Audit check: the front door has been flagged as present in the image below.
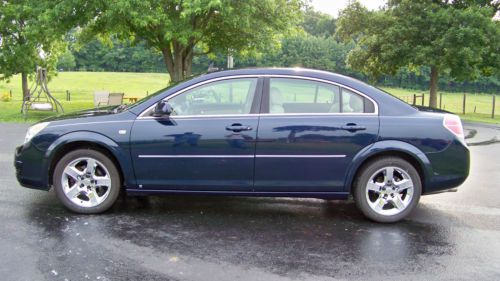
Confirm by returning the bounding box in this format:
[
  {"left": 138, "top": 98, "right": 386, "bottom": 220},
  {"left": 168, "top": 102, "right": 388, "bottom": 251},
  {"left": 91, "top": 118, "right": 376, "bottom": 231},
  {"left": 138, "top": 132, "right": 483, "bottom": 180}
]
[
  {"left": 254, "top": 77, "right": 379, "bottom": 192},
  {"left": 131, "top": 77, "right": 262, "bottom": 191}
]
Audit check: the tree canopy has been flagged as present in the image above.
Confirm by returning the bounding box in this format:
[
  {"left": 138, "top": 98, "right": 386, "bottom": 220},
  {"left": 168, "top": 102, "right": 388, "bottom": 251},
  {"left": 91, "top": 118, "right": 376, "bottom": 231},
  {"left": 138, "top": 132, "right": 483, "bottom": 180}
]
[
  {"left": 0, "top": 0, "right": 98, "bottom": 98},
  {"left": 300, "top": 8, "right": 337, "bottom": 37},
  {"left": 0, "top": 1, "right": 61, "bottom": 97},
  {"left": 336, "top": 0, "right": 500, "bottom": 107},
  {"left": 80, "top": 0, "right": 304, "bottom": 82},
  {"left": 2, "top": 0, "right": 499, "bottom": 101}
]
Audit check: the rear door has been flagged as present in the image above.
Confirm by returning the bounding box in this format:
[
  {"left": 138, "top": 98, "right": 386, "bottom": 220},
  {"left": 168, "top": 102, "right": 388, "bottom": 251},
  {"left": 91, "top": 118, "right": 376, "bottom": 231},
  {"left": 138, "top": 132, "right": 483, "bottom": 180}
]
[{"left": 254, "top": 77, "right": 379, "bottom": 192}]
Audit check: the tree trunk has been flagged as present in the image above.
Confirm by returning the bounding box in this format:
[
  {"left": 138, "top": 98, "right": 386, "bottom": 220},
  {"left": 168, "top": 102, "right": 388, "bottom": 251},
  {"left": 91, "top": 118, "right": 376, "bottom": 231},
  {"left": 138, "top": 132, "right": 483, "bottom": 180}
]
[
  {"left": 429, "top": 66, "right": 439, "bottom": 108},
  {"left": 161, "top": 41, "right": 195, "bottom": 83},
  {"left": 21, "top": 72, "right": 29, "bottom": 101},
  {"left": 184, "top": 50, "right": 193, "bottom": 78},
  {"left": 161, "top": 46, "right": 177, "bottom": 83}
]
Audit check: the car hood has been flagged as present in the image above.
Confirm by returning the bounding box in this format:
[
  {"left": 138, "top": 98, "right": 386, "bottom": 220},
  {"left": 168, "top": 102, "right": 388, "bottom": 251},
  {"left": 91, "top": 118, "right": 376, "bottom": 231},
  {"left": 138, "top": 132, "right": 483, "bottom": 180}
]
[{"left": 41, "top": 106, "right": 120, "bottom": 122}]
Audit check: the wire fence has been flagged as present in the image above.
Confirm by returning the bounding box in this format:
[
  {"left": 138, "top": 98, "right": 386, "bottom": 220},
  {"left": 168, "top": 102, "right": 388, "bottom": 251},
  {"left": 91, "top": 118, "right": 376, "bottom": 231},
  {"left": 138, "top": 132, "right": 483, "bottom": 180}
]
[{"left": 398, "top": 92, "right": 499, "bottom": 119}]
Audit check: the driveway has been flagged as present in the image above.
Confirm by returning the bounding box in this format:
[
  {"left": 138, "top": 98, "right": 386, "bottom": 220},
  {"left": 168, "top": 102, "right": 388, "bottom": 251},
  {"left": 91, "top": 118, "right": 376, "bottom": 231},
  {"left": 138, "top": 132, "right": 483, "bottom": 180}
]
[{"left": 0, "top": 123, "right": 499, "bottom": 281}]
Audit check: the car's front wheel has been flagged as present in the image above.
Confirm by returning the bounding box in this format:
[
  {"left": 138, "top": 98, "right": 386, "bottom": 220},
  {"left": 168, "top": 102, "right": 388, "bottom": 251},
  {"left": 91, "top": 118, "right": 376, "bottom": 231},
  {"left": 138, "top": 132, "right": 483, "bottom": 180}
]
[
  {"left": 353, "top": 156, "right": 421, "bottom": 223},
  {"left": 53, "top": 149, "right": 121, "bottom": 214}
]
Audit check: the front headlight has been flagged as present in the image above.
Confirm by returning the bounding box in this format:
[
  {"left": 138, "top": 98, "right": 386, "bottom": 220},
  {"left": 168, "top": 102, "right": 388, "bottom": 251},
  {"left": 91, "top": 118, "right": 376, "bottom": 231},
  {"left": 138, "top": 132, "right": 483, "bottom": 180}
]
[{"left": 24, "top": 122, "right": 50, "bottom": 144}]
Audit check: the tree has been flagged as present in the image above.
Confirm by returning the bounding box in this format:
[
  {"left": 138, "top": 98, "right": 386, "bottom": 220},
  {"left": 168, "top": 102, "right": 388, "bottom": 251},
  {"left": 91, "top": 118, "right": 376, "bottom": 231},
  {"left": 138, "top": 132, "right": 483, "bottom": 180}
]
[
  {"left": 336, "top": 0, "right": 500, "bottom": 108},
  {"left": 0, "top": 1, "right": 61, "bottom": 99},
  {"left": 255, "top": 34, "right": 353, "bottom": 73},
  {"left": 82, "top": 0, "right": 304, "bottom": 82},
  {"left": 0, "top": 0, "right": 98, "bottom": 99},
  {"left": 300, "top": 8, "right": 337, "bottom": 37},
  {"left": 70, "top": 38, "right": 166, "bottom": 72},
  {"left": 57, "top": 50, "right": 77, "bottom": 71}
]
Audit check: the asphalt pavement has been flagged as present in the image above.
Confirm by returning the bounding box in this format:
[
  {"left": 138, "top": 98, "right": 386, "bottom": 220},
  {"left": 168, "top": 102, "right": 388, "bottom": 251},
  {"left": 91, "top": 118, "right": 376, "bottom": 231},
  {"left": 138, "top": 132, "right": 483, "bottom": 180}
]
[{"left": 0, "top": 122, "right": 499, "bottom": 281}]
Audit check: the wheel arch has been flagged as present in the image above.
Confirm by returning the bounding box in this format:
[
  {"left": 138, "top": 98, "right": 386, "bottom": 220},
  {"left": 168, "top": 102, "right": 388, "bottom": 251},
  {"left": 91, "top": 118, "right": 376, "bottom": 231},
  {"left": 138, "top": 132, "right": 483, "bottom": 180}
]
[
  {"left": 46, "top": 131, "right": 135, "bottom": 188},
  {"left": 344, "top": 140, "right": 432, "bottom": 194}
]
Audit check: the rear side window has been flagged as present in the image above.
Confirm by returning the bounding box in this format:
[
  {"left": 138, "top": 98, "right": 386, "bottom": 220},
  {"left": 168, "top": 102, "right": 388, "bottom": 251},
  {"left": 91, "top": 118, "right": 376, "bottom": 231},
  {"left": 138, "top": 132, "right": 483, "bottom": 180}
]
[
  {"left": 342, "top": 88, "right": 375, "bottom": 113},
  {"left": 268, "top": 78, "right": 375, "bottom": 114}
]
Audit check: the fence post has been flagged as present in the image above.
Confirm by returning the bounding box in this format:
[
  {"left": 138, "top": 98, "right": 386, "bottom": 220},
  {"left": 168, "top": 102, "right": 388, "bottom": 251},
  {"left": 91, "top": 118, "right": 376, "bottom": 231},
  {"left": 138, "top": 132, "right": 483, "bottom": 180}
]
[
  {"left": 9, "top": 90, "right": 12, "bottom": 98},
  {"left": 422, "top": 94, "right": 425, "bottom": 106},
  {"left": 462, "top": 93, "right": 466, "bottom": 115},
  {"left": 413, "top": 94, "right": 416, "bottom": 105},
  {"left": 66, "top": 90, "right": 70, "bottom": 101},
  {"left": 439, "top": 92, "right": 442, "bottom": 109},
  {"left": 146, "top": 91, "right": 149, "bottom": 96},
  {"left": 493, "top": 95, "right": 496, "bottom": 119}
]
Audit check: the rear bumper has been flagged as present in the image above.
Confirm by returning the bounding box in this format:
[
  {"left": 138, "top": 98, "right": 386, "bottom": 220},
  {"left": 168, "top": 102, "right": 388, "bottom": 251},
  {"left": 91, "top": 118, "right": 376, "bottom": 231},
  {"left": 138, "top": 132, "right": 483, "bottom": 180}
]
[
  {"left": 14, "top": 144, "right": 51, "bottom": 190},
  {"left": 423, "top": 139, "right": 470, "bottom": 194}
]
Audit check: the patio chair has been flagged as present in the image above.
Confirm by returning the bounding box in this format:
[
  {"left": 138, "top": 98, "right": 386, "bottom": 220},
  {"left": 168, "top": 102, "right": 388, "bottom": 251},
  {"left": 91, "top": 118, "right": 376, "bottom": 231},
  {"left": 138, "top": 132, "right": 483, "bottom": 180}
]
[
  {"left": 108, "top": 93, "right": 124, "bottom": 106},
  {"left": 94, "top": 91, "right": 110, "bottom": 107}
]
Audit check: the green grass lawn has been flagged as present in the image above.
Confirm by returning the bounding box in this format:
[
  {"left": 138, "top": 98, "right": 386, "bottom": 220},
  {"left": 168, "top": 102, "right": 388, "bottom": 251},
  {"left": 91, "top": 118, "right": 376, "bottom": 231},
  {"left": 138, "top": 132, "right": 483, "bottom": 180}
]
[
  {"left": 0, "top": 72, "right": 169, "bottom": 122},
  {"left": 0, "top": 71, "right": 498, "bottom": 124}
]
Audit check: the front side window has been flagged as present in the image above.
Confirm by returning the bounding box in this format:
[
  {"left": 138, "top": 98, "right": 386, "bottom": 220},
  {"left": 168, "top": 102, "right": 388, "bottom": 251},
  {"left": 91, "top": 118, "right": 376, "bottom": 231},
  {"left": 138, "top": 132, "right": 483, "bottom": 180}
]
[
  {"left": 166, "top": 78, "right": 258, "bottom": 116},
  {"left": 268, "top": 78, "right": 375, "bottom": 114}
]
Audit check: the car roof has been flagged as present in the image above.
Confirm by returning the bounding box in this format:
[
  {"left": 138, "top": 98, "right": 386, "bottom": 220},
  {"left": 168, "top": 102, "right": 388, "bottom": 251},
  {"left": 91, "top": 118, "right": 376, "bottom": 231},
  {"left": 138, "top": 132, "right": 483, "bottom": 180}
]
[{"left": 200, "top": 67, "right": 363, "bottom": 86}]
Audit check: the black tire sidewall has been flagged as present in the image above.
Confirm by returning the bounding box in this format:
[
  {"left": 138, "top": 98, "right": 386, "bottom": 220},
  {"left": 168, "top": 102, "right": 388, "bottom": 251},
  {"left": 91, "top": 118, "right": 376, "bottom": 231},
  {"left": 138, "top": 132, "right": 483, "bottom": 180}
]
[
  {"left": 53, "top": 149, "right": 121, "bottom": 214},
  {"left": 353, "top": 157, "right": 422, "bottom": 223}
]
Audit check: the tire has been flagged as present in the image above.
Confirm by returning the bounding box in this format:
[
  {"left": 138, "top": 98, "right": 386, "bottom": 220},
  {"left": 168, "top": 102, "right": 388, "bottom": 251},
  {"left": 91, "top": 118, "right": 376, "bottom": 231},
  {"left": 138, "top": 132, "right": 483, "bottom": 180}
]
[
  {"left": 353, "top": 156, "right": 421, "bottom": 223},
  {"left": 53, "top": 149, "right": 121, "bottom": 214}
]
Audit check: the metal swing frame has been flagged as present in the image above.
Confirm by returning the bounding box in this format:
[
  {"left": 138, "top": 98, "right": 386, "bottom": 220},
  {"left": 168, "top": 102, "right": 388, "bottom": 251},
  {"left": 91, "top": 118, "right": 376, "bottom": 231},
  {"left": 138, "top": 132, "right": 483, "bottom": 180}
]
[{"left": 21, "top": 67, "right": 64, "bottom": 118}]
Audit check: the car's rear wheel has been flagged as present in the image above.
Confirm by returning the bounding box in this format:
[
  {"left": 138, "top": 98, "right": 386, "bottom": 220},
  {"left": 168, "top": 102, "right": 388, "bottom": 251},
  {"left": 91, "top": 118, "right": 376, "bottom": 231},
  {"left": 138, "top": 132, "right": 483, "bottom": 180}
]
[
  {"left": 353, "top": 157, "right": 421, "bottom": 223},
  {"left": 53, "top": 149, "right": 120, "bottom": 214}
]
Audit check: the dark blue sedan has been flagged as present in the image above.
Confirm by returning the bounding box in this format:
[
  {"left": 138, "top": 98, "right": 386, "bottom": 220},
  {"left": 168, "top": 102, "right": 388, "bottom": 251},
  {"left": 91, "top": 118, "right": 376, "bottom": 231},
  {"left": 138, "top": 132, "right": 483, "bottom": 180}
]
[{"left": 14, "top": 68, "right": 470, "bottom": 222}]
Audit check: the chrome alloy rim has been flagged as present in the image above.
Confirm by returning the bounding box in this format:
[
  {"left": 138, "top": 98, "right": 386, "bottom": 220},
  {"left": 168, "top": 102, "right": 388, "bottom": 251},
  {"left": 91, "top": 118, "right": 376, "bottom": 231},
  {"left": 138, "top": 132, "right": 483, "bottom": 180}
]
[
  {"left": 365, "top": 166, "right": 414, "bottom": 216},
  {"left": 61, "top": 157, "right": 112, "bottom": 208}
]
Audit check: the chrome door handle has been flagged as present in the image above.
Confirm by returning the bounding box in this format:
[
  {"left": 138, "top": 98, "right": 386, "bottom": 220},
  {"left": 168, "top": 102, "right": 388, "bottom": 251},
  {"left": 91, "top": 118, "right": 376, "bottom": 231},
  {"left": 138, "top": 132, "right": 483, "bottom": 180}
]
[
  {"left": 341, "top": 123, "right": 366, "bottom": 132},
  {"left": 226, "top": 124, "right": 253, "bottom": 132}
]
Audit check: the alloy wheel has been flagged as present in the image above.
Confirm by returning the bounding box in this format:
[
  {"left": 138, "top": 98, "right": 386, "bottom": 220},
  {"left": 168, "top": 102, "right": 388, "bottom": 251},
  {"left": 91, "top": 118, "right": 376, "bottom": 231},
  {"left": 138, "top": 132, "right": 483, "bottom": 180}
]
[
  {"left": 61, "top": 157, "right": 112, "bottom": 208},
  {"left": 365, "top": 166, "right": 414, "bottom": 216}
]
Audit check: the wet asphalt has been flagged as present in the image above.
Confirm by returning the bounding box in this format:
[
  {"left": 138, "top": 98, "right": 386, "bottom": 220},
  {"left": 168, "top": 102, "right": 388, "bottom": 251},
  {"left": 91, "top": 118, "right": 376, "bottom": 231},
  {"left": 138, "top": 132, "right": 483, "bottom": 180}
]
[{"left": 1, "top": 123, "right": 499, "bottom": 281}]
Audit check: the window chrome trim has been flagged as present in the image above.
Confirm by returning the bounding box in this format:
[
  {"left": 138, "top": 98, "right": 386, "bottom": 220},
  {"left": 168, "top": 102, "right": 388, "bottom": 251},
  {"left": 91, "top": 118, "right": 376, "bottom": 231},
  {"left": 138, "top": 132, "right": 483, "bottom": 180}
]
[
  {"left": 137, "top": 113, "right": 375, "bottom": 121},
  {"left": 265, "top": 75, "right": 378, "bottom": 116},
  {"left": 137, "top": 114, "right": 259, "bottom": 120},
  {"left": 138, "top": 75, "right": 261, "bottom": 119},
  {"left": 258, "top": 113, "right": 372, "bottom": 117},
  {"left": 138, "top": 154, "right": 347, "bottom": 159},
  {"left": 137, "top": 74, "right": 379, "bottom": 119}
]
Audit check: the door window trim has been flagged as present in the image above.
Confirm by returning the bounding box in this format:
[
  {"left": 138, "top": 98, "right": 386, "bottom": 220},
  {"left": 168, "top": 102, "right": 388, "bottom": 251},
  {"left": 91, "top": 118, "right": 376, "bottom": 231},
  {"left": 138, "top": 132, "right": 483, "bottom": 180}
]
[
  {"left": 138, "top": 76, "right": 263, "bottom": 119},
  {"left": 138, "top": 74, "right": 379, "bottom": 119},
  {"left": 261, "top": 76, "right": 378, "bottom": 116}
]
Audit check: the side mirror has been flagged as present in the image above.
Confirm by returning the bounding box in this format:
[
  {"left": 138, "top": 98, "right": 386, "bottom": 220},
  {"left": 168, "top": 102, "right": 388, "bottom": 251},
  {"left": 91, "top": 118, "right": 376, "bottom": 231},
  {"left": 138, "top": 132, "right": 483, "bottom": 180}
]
[{"left": 152, "top": 100, "right": 173, "bottom": 117}]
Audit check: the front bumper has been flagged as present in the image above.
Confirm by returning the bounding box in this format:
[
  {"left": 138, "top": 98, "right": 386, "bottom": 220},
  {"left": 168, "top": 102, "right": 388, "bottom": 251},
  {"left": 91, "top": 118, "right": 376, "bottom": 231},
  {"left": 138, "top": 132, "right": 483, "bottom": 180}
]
[{"left": 14, "top": 144, "right": 51, "bottom": 190}]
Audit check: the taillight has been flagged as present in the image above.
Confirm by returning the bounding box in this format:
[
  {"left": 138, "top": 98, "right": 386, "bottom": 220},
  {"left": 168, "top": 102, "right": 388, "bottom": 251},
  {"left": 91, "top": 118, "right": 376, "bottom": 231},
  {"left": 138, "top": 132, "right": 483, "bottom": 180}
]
[{"left": 443, "top": 114, "right": 464, "bottom": 139}]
